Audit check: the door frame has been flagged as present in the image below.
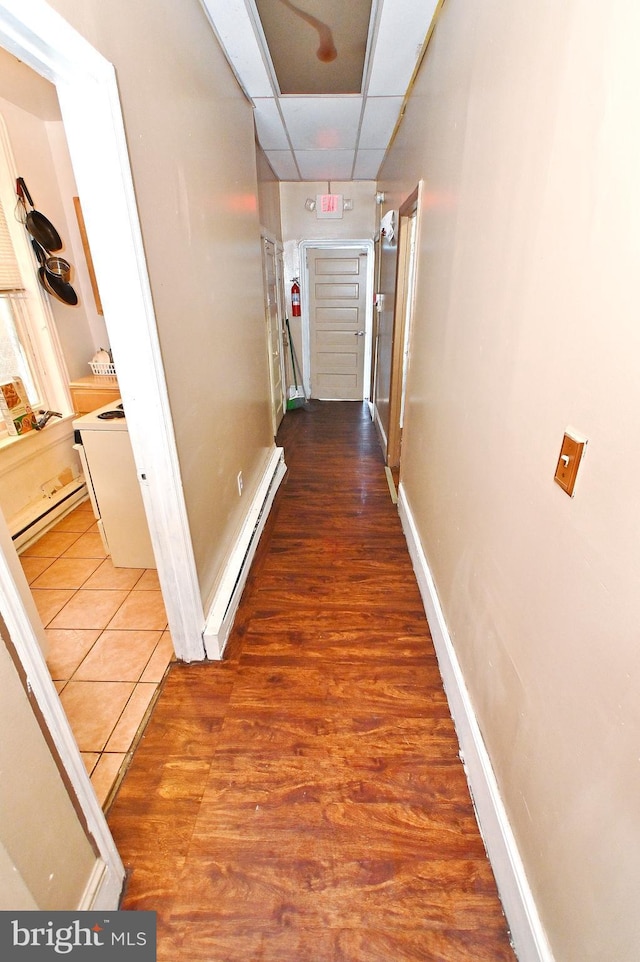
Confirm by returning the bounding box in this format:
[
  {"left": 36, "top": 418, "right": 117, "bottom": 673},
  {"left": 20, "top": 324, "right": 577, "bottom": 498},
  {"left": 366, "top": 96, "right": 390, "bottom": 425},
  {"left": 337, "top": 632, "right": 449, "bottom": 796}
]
[
  {"left": 387, "top": 184, "right": 422, "bottom": 469},
  {"left": 0, "top": 0, "right": 205, "bottom": 907},
  {"left": 299, "top": 239, "right": 375, "bottom": 401},
  {"left": 261, "top": 232, "right": 286, "bottom": 434}
]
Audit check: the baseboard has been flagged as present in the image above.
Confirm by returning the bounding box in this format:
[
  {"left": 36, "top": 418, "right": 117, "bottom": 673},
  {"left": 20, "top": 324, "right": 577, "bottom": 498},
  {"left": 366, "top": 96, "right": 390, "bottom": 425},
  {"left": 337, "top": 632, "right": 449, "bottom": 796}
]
[
  {"left": 78, "top": 859, "right": 122, "bottom": 910},
  {"left": 372, "top": 403, "right": 388, "bottom": 454},
  {"left": 202, "top": 447, "right": 286, "bottom": 660},
  {"left": 397, "top": 482, "right": 554, "bottom": 962},
  {"left": 13, "top": 481, "right": 87, "bottom": 552}
]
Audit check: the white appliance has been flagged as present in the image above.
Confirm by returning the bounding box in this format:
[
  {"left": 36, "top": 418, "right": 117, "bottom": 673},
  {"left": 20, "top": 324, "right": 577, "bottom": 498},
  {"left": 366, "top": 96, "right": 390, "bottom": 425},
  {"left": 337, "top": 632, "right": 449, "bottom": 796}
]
[{"left": 73, "top": 399, "right": 156, "bottom": 568}]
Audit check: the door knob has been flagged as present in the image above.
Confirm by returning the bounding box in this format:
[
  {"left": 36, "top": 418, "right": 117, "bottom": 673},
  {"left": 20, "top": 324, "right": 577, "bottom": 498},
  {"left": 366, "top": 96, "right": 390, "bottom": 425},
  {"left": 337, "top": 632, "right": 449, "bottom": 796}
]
[{"left": 354, "top": 331, "right": 365, "bottom": 336}]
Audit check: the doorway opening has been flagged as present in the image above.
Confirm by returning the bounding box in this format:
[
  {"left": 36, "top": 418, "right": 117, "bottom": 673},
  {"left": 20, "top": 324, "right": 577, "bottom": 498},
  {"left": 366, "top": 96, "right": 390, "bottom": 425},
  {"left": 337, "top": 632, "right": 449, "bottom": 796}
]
[
  {"left": 299, "top": 239, "right": 374, "bottom": 401},
  {"left": 387, "top": 184, "right": 421, "bottom": 474},
  {"left": 0, "top": 1, "right": 202, "bottom": 909}
]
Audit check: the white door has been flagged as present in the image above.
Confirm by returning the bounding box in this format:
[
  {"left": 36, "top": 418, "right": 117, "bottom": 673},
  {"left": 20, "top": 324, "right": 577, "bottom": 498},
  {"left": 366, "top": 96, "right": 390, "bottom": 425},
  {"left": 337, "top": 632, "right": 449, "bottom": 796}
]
[
  {"left": 262, "top": 237, "right": 285, "bottom": 432},
  {"left": 308, "top": 248, "right": 368, "bottom": 400}
]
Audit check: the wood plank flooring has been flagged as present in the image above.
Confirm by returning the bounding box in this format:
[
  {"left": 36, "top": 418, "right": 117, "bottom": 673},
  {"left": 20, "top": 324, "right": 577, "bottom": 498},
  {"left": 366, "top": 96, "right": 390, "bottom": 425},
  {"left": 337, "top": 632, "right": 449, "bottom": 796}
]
[{"left": 107, "top": 401, "right": 515, "bottom": 962}]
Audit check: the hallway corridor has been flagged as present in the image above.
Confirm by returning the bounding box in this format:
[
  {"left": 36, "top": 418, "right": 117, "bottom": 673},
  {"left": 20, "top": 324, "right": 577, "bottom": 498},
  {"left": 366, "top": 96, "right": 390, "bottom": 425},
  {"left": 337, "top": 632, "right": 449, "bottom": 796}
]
[{"left": 107, "top": 402, "right": 515, "bottom": 961}]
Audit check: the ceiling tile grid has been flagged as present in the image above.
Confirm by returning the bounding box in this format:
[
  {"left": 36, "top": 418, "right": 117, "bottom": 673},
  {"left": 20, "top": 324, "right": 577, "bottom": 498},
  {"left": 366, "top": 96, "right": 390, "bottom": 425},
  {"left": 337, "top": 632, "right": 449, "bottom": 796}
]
[
  {"left": 199, "top": 0, "right": 441, "bottom": 181},
  {"left": 295, "top": 150, "right": 356, "bottom": 181}
]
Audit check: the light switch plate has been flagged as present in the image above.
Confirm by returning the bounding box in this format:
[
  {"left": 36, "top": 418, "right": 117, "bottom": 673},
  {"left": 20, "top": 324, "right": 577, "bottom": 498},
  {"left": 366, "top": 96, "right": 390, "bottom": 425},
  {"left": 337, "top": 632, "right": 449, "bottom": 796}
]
[{"left": 554, "top": 431, "right": 587, "bottom": 497}]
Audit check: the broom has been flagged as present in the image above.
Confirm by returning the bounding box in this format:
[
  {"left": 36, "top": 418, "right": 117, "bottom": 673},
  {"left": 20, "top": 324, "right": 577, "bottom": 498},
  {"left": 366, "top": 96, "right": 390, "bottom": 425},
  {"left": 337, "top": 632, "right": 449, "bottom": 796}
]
[{"left": 285, "top": 315, "right": 306, "bottom": 410}]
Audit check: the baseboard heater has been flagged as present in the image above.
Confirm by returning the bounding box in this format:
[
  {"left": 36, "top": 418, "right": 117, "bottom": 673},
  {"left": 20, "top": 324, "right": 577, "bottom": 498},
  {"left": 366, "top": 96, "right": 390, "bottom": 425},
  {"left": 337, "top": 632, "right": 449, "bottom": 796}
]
[
  {"left": 202, "top": 448, "right": 286, "bottom": 659},
  {"left": 12, "top": 480, "right": 87, "bottom": 552}
]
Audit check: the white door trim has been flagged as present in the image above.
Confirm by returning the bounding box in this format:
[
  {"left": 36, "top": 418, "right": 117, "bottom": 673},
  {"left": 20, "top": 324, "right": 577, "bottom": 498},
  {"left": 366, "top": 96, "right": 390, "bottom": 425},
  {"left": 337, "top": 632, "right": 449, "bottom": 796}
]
[
  {"left": 0, "top": 0, "right": 204, "bottom": 664},
  {"left": 299, "top": 239, "right": 375, "bottom": 401},
  {"left": 0, "top": 508, "right": 125, "bottom": 907},
  {"left": 0, "top": 0, "right": 207, "bottom": 907}
]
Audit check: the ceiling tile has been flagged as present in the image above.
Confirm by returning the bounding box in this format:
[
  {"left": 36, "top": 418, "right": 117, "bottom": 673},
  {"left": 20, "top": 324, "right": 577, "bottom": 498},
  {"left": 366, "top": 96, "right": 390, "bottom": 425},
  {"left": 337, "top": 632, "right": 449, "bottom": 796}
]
[
  {"left": 265, "top": 150, "right": 300, "bottom": 180},
  {"left": 353, "top": 149, "right": 387, "bottom": 180},
  {"left": 202, "top": 0, "right": 443, "bottom": 183},
  {"left": 200, "top": 0, "right": 273, "bottom": 97},
  {"left": 254, "top": 0, "right": 373, "bottom": 95},
  {"left": 280, "top": 97, "right": 362, "bottom": 150},
  {"left": 295, "top": 150, "right": 355, "bottom": 181},
  {"left": 358, "top": 97, "right": 404, "bottom": 149},
  {"left": 367, "top": 0, "right": 439, "bottom": 96},
  {"left": 253, "top": 98, "right": 289, "bottom": 150}
]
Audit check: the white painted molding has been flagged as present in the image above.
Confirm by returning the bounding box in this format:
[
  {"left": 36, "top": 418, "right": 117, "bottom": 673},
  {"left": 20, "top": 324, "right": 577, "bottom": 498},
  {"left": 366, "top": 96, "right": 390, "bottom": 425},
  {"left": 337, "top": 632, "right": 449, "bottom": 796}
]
[
  {"left": 78, "top": 859, "right": 106, "bottom": 910},
  {"left": 203, "top": 447, "right": 286, "bottom": 659},
  {"left": 298, "top": 239, "right": 375, "bottom": 401},
  {"left": 0, "top": 0, "right": 205, "bottom": 664},
  {"left": 0, "top": 507, "right": 125, "bottom": 907},
  {"left": 397, "top": 481, "right": 555, "bottom": 962}
]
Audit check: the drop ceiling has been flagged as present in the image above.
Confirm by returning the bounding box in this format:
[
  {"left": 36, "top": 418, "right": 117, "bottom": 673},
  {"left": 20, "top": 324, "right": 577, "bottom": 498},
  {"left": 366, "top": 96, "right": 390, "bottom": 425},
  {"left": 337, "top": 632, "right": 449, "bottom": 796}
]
[{"left": 199, "top": 0, "right": 440, "bottom": 182}]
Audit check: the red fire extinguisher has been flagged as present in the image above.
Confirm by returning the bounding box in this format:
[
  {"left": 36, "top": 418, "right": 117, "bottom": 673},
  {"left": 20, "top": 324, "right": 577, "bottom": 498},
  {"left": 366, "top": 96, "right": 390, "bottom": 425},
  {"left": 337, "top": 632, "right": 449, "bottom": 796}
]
[{"left": 291, "top": 279, "right": 301, "bottom": 317}]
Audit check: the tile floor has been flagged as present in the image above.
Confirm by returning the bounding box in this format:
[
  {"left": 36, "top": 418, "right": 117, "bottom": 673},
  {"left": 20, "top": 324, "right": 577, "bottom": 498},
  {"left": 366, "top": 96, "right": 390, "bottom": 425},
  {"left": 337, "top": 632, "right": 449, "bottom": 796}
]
[{"left": 19, "top": 498, "right": 174, "bottom": 809}]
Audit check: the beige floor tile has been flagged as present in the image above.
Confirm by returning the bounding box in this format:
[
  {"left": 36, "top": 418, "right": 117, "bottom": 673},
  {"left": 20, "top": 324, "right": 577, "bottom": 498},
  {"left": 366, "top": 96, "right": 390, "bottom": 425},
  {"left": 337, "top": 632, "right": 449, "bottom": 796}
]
[
  {"left": 134, "top": 569, "right": 161, "bottom": 590},
  {"left": 90, "top": 753, "right": 127, "bottom": 807},
  {"left": 74, "top": 630, "right": 162, "bottom": 682},
  {"left": 61, "top": 532, "right": 108, "bottom": 559},
  {"left": 107, "top": 591, "right": 168, "bottom": 631},
  {"left": 59, "top": 680, "right": 135, "bottom": 752},
  {"left": 48, "top": 589, "right": 129, "bottom": 630},
  {"left": 83, "top": 558, "right": 144, "bottom": 590},
  {"left": 53, "top": 506, "right": 96, "bottom": 533},
  {"left": 20, "top": 556, "right": 54, "bottom": 584},
  {"left": 140, "top": 630, "right": 175, "bottom": 682},
  {"left": 54, "top": 680, "right": 66, "bottom": 694},
  {"left": 81, "top": 752, "right": 100, "bottom": 775},
  {"left": 45, "top": 628, "right": 102, "bottom": 680},
  {"left": 105, "top": 684, "right": 158, "bottom": 752},
  {"left": 22, "top": 530, "right": 81, "bottom": 558},
  {"left": 31, "top": 588, "right": 76, "bottom": 627},
  {"left": 31, "top": 557, "right": 102, "bottom": 590}
]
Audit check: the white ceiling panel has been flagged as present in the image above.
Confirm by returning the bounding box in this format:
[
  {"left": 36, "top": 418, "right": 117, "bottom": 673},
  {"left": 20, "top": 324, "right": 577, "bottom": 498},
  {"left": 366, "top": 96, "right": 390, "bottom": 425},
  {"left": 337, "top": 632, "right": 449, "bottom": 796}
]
[
  {"left": 201, "top": 0, "right": 441, "bottom": 181},
  {"left": 253, "top": 98, "right": 290, "bottom": 150},
  {"left": 280, "top": 97, "right": 363, "bottom": 150},
  {"left": 295, "top": 150, "right": 356, "bottom": 181},
  {"left": 352, "top": 149, "right": 388, "bottom": 180},
  {"left": 200, "top": 0, "right": 273, "bottom": 98},
  {"left": 358, "top": 96, "right": 404, "bottom": 150},
  {"left": 265, "top": 150, "right": 300, "bottom": 180},
  {"left": 367, "top": 0, "right": 439, "bottom": 96}
]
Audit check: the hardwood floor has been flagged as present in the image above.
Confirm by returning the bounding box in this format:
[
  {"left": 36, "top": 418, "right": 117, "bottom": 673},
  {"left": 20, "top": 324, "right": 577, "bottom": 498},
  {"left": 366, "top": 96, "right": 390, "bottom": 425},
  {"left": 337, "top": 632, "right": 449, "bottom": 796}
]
[{"left": 107, "top": 401, "right": 515, "bottom": 962}]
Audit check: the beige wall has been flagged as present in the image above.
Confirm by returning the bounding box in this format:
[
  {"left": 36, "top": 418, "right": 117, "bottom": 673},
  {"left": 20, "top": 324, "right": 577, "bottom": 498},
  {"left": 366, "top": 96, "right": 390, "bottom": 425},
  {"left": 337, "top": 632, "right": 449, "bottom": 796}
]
[
  {"left": 0, "top": 616, "right": 97, "bottom": 908},
  {"left": 256, "top": 145, "right": 282, "bottom": 242},
  {"left": 280, "top": 181, "right": 376, "bottom": 247},
  {"left": 0, "top": 84, "right": 103, "bottom": 379},
  {"left": 379, "top": 0, "right": 640, "bottom": 958},
  {"left": 279, "top": 181, "right": 376, "bottom": 383},
  {"left": 46, "top": 0, "right": 275, "bottom": 604}
]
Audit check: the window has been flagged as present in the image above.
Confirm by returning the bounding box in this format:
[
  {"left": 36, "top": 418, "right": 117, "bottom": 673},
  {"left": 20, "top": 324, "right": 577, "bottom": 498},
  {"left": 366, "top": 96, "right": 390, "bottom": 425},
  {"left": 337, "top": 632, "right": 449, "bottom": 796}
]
[
  {"left": 0, "top": 113, "right": 70, "bottom": 437},
  {"left": 0, "top": 296, "right": 40, "bottom": 405}
]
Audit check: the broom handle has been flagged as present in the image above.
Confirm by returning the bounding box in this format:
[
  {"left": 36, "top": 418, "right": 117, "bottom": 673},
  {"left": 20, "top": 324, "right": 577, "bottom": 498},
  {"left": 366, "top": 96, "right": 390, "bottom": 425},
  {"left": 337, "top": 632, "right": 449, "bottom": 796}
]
[{"left": 284, "top": 316, "right": 301, "bottom": 389}]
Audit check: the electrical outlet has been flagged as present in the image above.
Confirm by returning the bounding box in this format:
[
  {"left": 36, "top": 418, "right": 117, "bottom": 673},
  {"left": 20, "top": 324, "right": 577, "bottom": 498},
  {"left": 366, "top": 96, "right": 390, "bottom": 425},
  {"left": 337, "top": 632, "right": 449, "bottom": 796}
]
[{"left": 237, "top": 471, "right": 243, "bottom": 496}]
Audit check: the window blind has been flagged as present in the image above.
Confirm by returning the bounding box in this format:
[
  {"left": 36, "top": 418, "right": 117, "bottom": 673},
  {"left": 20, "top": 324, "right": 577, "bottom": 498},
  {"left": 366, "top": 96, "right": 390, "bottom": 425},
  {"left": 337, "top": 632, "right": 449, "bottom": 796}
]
[{"left": 0, "top": 195, "right": 24, "bottom": 292}]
